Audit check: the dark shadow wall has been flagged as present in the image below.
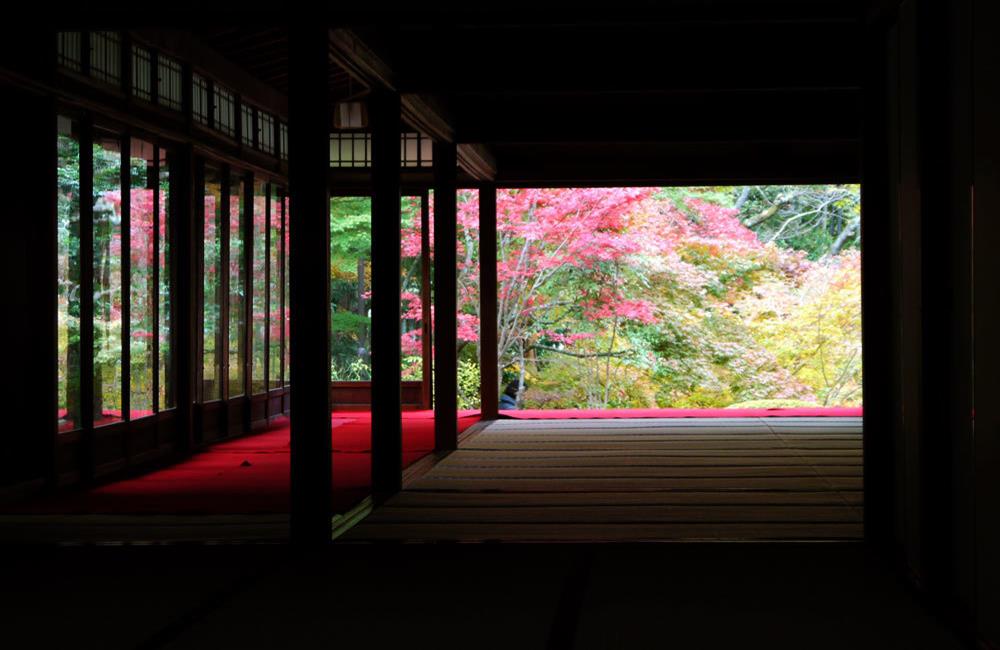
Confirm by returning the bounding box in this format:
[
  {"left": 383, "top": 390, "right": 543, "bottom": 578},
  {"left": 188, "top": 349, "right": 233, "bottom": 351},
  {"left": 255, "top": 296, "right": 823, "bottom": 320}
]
[{"left": 868, "top": 1, "right": 999, "bottom": 646}]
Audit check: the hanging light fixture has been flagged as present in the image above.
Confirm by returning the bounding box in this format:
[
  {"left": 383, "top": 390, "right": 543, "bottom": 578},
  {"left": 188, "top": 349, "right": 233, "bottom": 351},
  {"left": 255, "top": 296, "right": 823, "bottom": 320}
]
[{"left": 333, "top": 101, "right": 368, "bottom": 129}]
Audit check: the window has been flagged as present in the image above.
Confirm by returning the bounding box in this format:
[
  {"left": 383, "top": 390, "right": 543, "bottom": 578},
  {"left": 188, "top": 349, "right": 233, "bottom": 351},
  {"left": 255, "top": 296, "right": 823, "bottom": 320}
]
[
  {"left": 401, "top": 195, "right": 424, "bottom": 379},
  {"left": 401, "top": 133, "right": 432, "bottom": 167},
  {"left": 241, "top": 104, "right": 254, "bottom": 147},
  {"left": 57, "top": 116, "right": 82, "bottom": 432},
  {"left": 420, "top": 134, "right": 433, "bottom": 167},
  {"left": 92, "top": 130, "right": 123, "bottom": 425},
  {"left": 213, "top": 85, "right": 236, "bottom": 137},
  {"left": 330, "top": 196, "right": 372, "bottom": 380},
  {"left": 129, "top": 139, "right": 157, "bottom": 418},
  {"left": 157, "top": 55, "right": 183, "bottom": 111},
  {"left": 192, "top": 73, "right": 210, "bottom": 126},
  {"left": 258, "top": 112, "right": 275, "bottom": 155},
  {"left": 329, "top": 132, "right": 371, "bottom": 168},
  {"left": 279, "top": 123, "right": 288, "bottom": 161},
  {"left": 251, "top": 180, "right": 268, "bottom": 394},
  {"left": 283, "top": 194, "right": 290, "bottom": 386},
  {"left": 132, "top": 46, "right": 152, "bottom": 101},
  {"left": 56, "top": 119, "right": 175, "bottom": 429},
  {"left": 330, "top": 132, "right": 432, "bottom": 168},
  {"left": 158, "top": 151, "right": 173, "bottom": 409},
  {"left": 268, "top": 186, "right": 282, "bottom": 388},
  {"left": 57, "top": 32, "right": 82, "bottom": 71},
  {"left": 202, "top": 165, "right": 224, "bottom": 401},
  {"left": 228, "top": 172, "right": 246, "bottom": 398},
  {"left": 89, "top": 32, "right": 121, "bottom": 86}
]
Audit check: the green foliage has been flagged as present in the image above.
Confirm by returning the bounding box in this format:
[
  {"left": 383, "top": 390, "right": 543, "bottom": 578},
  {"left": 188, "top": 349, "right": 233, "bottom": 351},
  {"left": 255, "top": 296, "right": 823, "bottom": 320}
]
[
  {"left": 734, "top": 185, "right": 861, "bottom": 260},
  {"left": 331, "top": 357, "right": 371, "bottom": 382},
  {"left": 487, "top": 185, "right": 862, "bottom": 410},
  {"left": 457, "top": 359, "right": 481, "bottom": 410}
]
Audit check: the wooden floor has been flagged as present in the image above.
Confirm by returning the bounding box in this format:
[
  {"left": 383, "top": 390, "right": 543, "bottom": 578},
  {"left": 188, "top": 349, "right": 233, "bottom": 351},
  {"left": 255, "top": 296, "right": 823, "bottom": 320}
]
[{"left": 345, "top": 417, "right": 864, "bottom": 542}]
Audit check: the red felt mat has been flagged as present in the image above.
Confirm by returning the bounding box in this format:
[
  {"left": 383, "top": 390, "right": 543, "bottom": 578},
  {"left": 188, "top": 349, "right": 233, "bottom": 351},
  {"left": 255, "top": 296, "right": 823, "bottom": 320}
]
[
  {"left": 501, "top": 407, "right": 862, "bottom": 419},
  {"left": 15, "top": 411, "right": 480, "bottom": 516}
]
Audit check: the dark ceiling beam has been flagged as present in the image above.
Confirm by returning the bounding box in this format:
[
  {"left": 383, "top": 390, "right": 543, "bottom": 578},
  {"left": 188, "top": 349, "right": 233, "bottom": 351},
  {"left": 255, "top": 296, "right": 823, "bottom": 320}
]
[
  {"left": 451, "top": 89, "right": 861, "bottom": 143},
  {"left": 138, "top": 29, "right": 288, "bottom": 118},
  {"left": 330, "top": 28, "right": 455, "bottom": 140},
  {"left": 329, "top": 28, "right": 391, "bottom": 91},
  {"left": 491, "top": 139, "right": 861, "bottom": 186},
  {"left": 330, "top": 27, "right": 479, "bottom": 154},
  {"left": 331, "top": 2, "right": 863, "bottom": 27},
  {"left": 457, "top": 143, "right": 497, "bottom": 181},
  {"left": 363, "top": 21, "right": 861, "bottom": 95},
  {"left": 401, "top": 94, "right": 455, "bottom": 144},
  {"left": 329, "top": 28, "right": 492, "bottom": 178}
]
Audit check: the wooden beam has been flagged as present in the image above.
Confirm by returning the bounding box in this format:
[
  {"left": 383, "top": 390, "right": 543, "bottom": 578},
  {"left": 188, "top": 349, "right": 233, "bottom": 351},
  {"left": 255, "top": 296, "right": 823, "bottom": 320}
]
[
  {"left": 433, "top": 141, "right": 458, "bottom": 451},
  {"left": 478, "top": 184, "right": 499, "bottom": 421},
  {"left": 401, "top": 94, "right": 455, "bottom": 144},
  {"left": 458, "top": 143, "right": 496, "bottom": 182},
  {"left": 329, "top": 28, "right": 393, "bottom": 91},
  {"left": 288, "top": 24, "right": 332, "bottom": 545},
  {"left": 860, "top": 12, "right": 893, "bottom": 547},
  {"left": 1, "top": 86, "right": 57, "bottom": 487},
  {"left": 171, "top": 144, "right": 198, "bottom": 453},
  {"left": 370, "top": 88, "right": 403, "bottom": 500},
  {"left": 329, "top": 28, "right": 457, "bottom": 144},
  {"left": 79, "top": 119, "right": 95, "bottom": 477}
]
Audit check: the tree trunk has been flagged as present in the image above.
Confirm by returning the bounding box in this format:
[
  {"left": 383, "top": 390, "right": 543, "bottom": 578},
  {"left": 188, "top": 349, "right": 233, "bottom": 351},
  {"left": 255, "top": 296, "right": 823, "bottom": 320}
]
[
  {"left": 734, "top": 186, "right": 751, "bottom": 210},
  {"left": 830, "top": 217, "right": 861, "bottom": 255}
]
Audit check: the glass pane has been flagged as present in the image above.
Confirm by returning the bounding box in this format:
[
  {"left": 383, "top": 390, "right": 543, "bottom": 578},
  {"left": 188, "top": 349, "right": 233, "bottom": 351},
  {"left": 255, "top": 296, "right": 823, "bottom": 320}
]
[
  {"left": 401, "top": 195, "right": 423, "bottom": 380},
  {"left": 229, "top": 174, "right": 246, "bottom": 397},
  {"left": 283, "top": 195, "right": 290, "bottom": 386},
  {"left": 268, "top": 186, "right": 282, "bottom": 388},
  {"left": 457, "top": 189, "right": 481, "bottom": 411},
  {"left": 129, "top": 139, "right": 156, "bottom": 419},
  {"left": 202, "top": 165, "right": 223, "bottom": 401},
  {"left": 251, "top": 179, "right": 267, "bottom": 394},
  {"left": 57, "top": 116, "right": 82, "bottom": 433},
  {"left": 158, "top": 151, "right": 172, "bottom": 409},
  {"left": 330, "top": 196, "right": 371, "bottom": 381},
  {"left": 93, "top": 133, "right": 123, "bottom": 425}
]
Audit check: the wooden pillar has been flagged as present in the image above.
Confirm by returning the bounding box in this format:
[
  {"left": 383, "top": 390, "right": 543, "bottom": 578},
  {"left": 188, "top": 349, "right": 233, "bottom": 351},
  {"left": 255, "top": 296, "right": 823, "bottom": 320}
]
[
  {"left": 1, "top": 88, "right": 57, "bottom": 487},
  {"left": 288, "top": 24, "right": 332, "bottom": 544},
  {"left": 171, "top": 144, "right": 197, "bottom": 453},
  {"left": 478, "top": 184, "right": 499, "bottom": 420},
  {"left": 972, "top": 0, "right": 1000, "bottom": 642},
  {"left": 370, "top": 89, "right": 403, "bottom": 499},
  {"left": 433, "top": 141, "right": 458, "bottom": 451},
  {"left": 860, "top": 11, "right": 894, "bottom": 547}
]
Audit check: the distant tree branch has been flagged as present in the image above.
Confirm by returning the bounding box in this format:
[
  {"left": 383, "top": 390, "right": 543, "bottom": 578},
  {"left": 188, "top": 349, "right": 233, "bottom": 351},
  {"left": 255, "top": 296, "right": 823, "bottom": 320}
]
[{"left": 531, "top": 344, "right": 629, "bottom": 359}]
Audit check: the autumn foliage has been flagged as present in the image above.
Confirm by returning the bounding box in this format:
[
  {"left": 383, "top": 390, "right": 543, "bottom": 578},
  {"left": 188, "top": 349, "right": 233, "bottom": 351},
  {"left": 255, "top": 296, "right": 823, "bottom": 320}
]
[
  {"left": 431, "top": 187, "right": 859, "bottom": 409},
  {"left": 329, "top": 185, "right": 861, "bottom": 410}
]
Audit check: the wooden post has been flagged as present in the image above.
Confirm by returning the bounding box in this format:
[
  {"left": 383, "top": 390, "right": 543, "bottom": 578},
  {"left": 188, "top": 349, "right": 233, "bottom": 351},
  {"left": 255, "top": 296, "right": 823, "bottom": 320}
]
[
  {"left": 370, "top": 89, "right": 403, "bottom": 499},
  {"left": 288, "top": 24, "right": 332, "bottom": 544},
  {"left": 1, "top": 88, "right": 57, "bottom": 487},
  {"left": 860, "top": 12, "right": 894, "bottom": 547},
  {"left": 171, "top": 144, "right": 197, "bottom": 453},
  {"left": 479, "top": 184, "right": 499, "bottom": 420},
  {"left": 433, "top": 141, "right": 458, "bottom": 451},
  {"left": 79, "top": 119, "right": 95, "bottom": 477}
]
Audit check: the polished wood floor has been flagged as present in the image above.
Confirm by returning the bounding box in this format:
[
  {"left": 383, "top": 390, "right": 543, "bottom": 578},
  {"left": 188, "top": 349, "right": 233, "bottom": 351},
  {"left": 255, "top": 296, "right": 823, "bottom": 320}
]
[{"left": 346, "top": 417, "right": 864, "bottom": 542}]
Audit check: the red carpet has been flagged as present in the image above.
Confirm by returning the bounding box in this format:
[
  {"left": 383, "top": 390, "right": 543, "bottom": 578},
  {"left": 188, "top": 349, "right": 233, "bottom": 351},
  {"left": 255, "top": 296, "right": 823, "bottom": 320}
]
[
  {"left": 502, "top": 407, "right": 863, "bottom": 419},
  {"left": 23, "top": 407, "right": 860, "bottom": 516},
  {"left": 19, "top": 411, "right": 481, "bottom": 515}
]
